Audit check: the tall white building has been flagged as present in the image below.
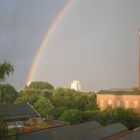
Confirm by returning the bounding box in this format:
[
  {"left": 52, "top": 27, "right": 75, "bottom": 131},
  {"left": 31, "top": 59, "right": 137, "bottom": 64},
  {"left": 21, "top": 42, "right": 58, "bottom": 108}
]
[
  {"left": 27, "top": 81, "right": 31, "bottom": 86},
  {"left": 71, "top": 80, "right": 81, "bottom": 91}
]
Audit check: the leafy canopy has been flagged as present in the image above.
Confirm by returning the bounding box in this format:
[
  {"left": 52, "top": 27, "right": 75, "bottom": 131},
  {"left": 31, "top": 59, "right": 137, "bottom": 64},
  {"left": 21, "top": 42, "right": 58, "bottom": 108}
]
[
  {"left": 0, "top": 84, "right": 17, "bottom": 103},
  {"left": 0, "top": 61, "right": 14, "bottom": 82},
  {"left": 28, "top": 81, "right": 54, "bottom": 90}
]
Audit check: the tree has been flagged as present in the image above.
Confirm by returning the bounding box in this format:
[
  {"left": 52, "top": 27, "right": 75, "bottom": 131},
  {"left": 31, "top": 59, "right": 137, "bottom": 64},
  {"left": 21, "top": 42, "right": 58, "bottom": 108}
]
[
  {"left": 59, "top": 109, "right": 82, "bottom": 124},
  {"left": 28, "top": 81, "right": 54, "bottom": 90},
  {"left": 52, "top": 88, "right": 79, "bottom": 108},
  {"left": 0, "top": 61, "right": 14, "bottom": 82},
  {"left": 52, "top": 88, "right": 70, "bottom": 107},
  {"left": 85, "top": 94, "right": 98, "bottom": 110},
  {"left": 15, "top": 94, "right": 39, "bottom": 105},
  {"left": 41, "top": 89, "right": 53, "bottom": 100},
  {"left": 51, "top": 107, "right": 67, "bottom": 119},
  {"left": 112, "top": 108, "right": 140, "bottom": 130},
  {"left": 0, "top": 84, "right": 17, "bottom": 103},
  {"left": 75, "top": 95, "right": 89, "bottom": 111},
  {"left": 15, "top": 88, "right": 53, "bottom": 105},
  {"left": 81, "top": 110, "right": 103, "bottom": 123},
  {"left": 34, "top": 97, "right": 54, "bottom": 119}
]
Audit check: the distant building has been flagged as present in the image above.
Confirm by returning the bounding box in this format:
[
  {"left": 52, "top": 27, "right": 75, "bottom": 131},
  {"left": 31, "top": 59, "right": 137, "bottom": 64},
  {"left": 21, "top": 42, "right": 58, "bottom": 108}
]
[
  {"left": 27, "top": 81, "right": 31, "bottom": 86},
  {"left": 97, "top": 90, "right": 140, "bottom": 114},
  {"left": 71, "top": 80, "right": 81, "bottom": 91}
]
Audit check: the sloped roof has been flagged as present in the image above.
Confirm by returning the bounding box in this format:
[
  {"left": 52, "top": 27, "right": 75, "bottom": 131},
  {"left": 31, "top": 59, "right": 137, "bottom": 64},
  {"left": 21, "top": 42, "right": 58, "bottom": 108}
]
[
  {"left": 17, "top": 122, "right": 129, "bottom": 140},
  {"left": 18, "top": 121, "right": 101, "bottom": 140},
  {"left": 119, "top": 130, "right": 140, "bottom": 140},
  {"left": 0, "top": 103, "right": 40, "bottom": 122},
  {"left": 82, "top": 123, "right": 128, "bottom": 140},
  {"left": 48, "top": 121, "right": 102, "bottom": 140}
]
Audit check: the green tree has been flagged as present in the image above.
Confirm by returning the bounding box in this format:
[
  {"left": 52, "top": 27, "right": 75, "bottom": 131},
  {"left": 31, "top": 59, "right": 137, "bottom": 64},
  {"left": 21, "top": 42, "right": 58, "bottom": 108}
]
[
  {"left": 15, "top": 88, "right": 43, "bottom": 104},
  {"left": 52, "top": 88, "right": 70, "bottom": 107},
  {"left": 28, "top": 81, "right": 54, "bottom": 90},
  {"left": 15, "top": 94, "right": 39, "bottom": 105},
  {"left": 91, "top": 107, "right": 140, "bottom": 130},
  {"left": 52, "top": 88, "right": 79, "bottom": 108},
  {"left": 51, "top": 107, "right": 67, "bottom": 119},
  {"left": 41, "top": 89, "right": 53, "bottom": 100},
  {"left": 15, "top": 95, "right": 29, "bottom": 104},
  {"left": 85, "top": 94, "right": 97, "bottom": 110},
  {"left": 15, "top": 88, "right": 53, "bottom": 105},
  {"left": 59, "top": 109, "right": 82, "bottom": 124},
  {"left": 81, "top": 110, "right": 103, "bottom": 123},
  {"left": 0, "top": 61, "right": 14, "bottom": 82},
  {"left": 112, "top": 108, "right": 140, "bottom": 130},
  {"left": 75, "top": 95, "right": 89, "bottom": 111},
  {"left": 0, "top": 84, "right": 17, "bottom": 103},
  {"left": 34, "top": 97, "right": 54, "bottom": 119}
]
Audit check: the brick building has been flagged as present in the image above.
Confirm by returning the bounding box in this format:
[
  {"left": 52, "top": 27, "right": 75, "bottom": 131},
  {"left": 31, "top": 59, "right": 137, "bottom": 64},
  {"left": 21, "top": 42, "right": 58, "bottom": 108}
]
[{"left": 96, "top": 90, "right": 140, "bottom": 114}]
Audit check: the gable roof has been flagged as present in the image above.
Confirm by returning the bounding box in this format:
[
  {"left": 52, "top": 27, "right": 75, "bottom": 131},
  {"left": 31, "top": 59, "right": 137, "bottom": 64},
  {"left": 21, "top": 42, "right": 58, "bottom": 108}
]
[{"left": 0, "top": 103, "right": 40, "bottom": 122}]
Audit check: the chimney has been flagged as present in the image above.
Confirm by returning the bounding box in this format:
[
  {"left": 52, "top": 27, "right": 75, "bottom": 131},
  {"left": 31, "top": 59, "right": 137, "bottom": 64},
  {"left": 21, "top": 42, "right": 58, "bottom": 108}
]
[{"left": 138, "top": 29, "right": 140, "bottom": 89}]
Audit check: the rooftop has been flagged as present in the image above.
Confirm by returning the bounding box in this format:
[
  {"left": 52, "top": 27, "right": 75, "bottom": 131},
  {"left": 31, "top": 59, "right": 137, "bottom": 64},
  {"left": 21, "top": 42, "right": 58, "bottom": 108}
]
[
  {"left": 0, "top": 103, "right": 40, "bottom": 122},
  {"left": 97, "top": 90, "right": 140, "bottom": 95},
  {"left": 8, "top": 121, "right": 140, "bottom": 140}
]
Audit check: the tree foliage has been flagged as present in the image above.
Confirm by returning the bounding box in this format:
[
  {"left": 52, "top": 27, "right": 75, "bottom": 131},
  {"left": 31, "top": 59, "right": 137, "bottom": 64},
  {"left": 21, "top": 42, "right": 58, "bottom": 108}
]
[
  {"left": 34, "top": 97, "right": 54, "bottom": 119},
  {"left": 59, "top": 109, "right": 82, "bottom": 124},
  {"left": 15, "top": 84, "right": 140, "bottom": 130},
  {"left": 81, "top": 107, "right": 140, "bottom": 130},
  {"left": 28, "top": 81, "right": 54, "bottom": 90},
  {"left": 0, "top": 84, "right": 17, "bottom": 103},
  {"left": 0, "top": 61, "right": 14, "bottom": 82}
]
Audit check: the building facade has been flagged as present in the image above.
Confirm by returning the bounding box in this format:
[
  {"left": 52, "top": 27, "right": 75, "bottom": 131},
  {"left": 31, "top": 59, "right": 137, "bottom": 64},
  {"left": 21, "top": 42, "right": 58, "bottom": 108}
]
[
  {"left": 71, "top": 80, "right": 81, "bottom": 91},
  {"left": 97, "top": 93, "right": 140, "bottom": 114}
]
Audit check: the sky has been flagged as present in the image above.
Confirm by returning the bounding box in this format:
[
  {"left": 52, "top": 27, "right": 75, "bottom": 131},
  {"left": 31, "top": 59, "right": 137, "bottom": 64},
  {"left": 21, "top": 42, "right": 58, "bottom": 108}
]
[{"left": 0, "top": 0, "right": 140, "bottom": 91}]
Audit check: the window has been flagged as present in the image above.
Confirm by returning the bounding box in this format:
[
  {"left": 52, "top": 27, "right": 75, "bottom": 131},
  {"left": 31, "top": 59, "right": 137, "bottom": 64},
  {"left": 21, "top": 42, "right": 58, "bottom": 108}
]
[
  {"left": 100, "top": 100, "right": 104, "bottom": 107},
  {"left": 125, "top": 100, "right": 129, "bottom": 108},
  {"left": 7, "top": 121, "right": 24, "bottom": 129},
  {"left": 108, "top": 100, "right": 112, "bottom": 106},
  {"left": 116, "top": 100, "right": 120, "bottom": 107},
  {"left": 133, "top": 101, "right": 138, "bottom": 109}
]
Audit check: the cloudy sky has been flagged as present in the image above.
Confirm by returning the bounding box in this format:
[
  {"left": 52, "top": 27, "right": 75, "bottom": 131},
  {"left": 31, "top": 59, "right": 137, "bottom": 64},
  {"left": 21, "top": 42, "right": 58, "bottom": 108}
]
[{"left": 0, "top": 0, "right": 140, "bottom": 91}]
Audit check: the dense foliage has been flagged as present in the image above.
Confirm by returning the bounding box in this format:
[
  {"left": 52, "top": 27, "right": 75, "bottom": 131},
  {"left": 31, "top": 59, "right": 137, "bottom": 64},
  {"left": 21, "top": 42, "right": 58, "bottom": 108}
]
[
  {"left": 15, "top": 85, "right": 97, "bottom": 120},
  {"left": 28, "top": 81, "right": 54, "bottom": 90},
  {"left": 0, "top": 73, "right": 140, "bottom": 130},
  {"left": 0, "top": 84, "right": 17, "bottom": 103},
  {"left": 14, "top": 81, "right": 140, "bottom": 130},
  {"left": 0, "top": 61, "right": 16, "bottom": 103},
  {"left": 0, "top": 61, "right": 14, "bottom": 82},
  {"left": 0, "top": 60, "right": 16, "bottom": 139}
]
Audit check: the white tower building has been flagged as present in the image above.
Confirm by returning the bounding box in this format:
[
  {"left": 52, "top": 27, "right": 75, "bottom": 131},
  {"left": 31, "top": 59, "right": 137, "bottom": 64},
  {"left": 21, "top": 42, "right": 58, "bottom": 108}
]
[
  {"left": 71, "top": 80, "right": 81, "bottom": 91},
  {"left": 27, "top": 81, "right": 31, "bottom": 86}
]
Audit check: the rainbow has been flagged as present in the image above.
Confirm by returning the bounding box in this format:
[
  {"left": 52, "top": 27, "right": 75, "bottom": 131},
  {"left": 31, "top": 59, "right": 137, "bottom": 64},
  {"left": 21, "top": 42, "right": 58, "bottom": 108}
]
[{"left": 26, "top": 0, "right": 74, "bottom": 84}]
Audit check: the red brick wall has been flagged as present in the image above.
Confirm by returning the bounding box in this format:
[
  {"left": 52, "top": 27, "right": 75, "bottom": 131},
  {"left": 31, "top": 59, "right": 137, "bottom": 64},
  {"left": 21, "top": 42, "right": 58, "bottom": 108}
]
[{"left": 96, "top": 94, "right": 140, "bottom": 114}]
